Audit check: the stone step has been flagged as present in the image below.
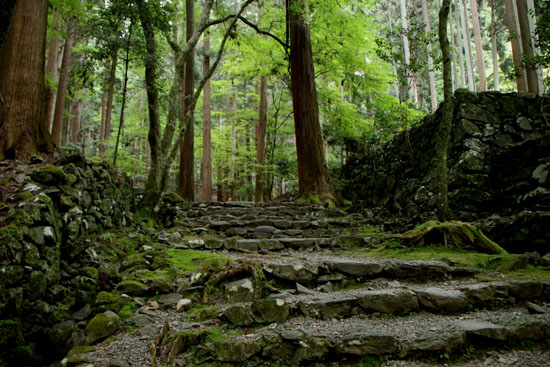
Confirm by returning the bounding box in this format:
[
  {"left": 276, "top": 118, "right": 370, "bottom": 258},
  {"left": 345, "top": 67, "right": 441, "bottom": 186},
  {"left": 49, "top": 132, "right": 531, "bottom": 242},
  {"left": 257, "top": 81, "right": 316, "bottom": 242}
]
[
  {"left": 219, "top": 279, "right": 549, "bottom": 327},
  {"left": 177, "top": 307, "right": 550, "bottom": 365}
]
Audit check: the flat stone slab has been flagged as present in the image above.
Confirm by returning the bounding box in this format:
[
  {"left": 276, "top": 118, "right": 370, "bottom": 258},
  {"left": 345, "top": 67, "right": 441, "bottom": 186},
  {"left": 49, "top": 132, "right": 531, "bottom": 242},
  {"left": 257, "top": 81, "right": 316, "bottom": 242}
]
[
  {"left": 455, "top": 320, "right": 508, "bottom": 341},
  {"left": 400, "top": 328, "right": 466, "bottom": 358},
  {"left": 415, "top": 287, "right": 469, "bottom": 313},
  {"left": 298, "top": 296, "right": 358, "bottom": 320},
  {"left": 358, "top": 289, "right": 419, "bottom": 314},
  {"left": 263, "top": 263, "right": 319, "bottom": 283},
  {"left": 335, "top": 329, "right": 398, "bottom": 356},
  {"left": 324, "top": 259, "right": 384, "bottom": 277},
  {"left": 383, "top": 260, "right": 450, "bottom": 279},
  {"left": 279, "top": 238, "right": 314, "bottom": 249}
]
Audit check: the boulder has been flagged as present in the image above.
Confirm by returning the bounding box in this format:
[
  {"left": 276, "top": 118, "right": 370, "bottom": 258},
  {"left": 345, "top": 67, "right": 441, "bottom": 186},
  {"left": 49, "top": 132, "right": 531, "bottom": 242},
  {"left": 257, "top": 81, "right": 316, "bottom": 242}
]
[
  {"left": 415, "top": 287, "right": 469, "bottom": 313},
  {"left": 263, "top": 263, "right": 319, "bottom": 283},
  {"left": 324, "top": 259, "right": 384, "bottom": 277},
  {"left": 400, "top": 328, "right": 465, "bottom": 358},
  {"left": 298, "top": 296, "right": 357, "bottom": 320},
  {"left": 292, "top": 335, "right": 331, "bottom": 364},
  {"left": 223, "top": 305, "right": 254, "bottom": 326},
  {"left": 251, "top": 299, "right": 291, "bottom": 323},
  {"left": 224, "top": 278, "right": 256, "bottom": 302},
  {"left": 358, "top": 289, "right": 418, "bottom": 314},
  {"left": 455, "top": 320, "right": 508, "bottom": 341},
  {"left": 85, "top": 311, "right": 121, "bottom": 344},
  {"left": 211, "top": 335, "right": 262, "bottom": 362}
]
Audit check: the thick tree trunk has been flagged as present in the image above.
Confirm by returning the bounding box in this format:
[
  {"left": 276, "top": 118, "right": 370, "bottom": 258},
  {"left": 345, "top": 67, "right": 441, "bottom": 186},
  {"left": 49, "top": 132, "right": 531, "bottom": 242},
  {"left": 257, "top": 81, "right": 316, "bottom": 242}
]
[
  {"left": 422, "top": 0, "right": 438, "bottom": 112},
  {"left": 289, "top": 0, "right": 338, "bottom": 205},
  {"left": 516, "top": 0, "right": 539, "bottom": 94},
  {"left": 136, "top": 0, "right": 163, "bottom": 210},
  {"left": 179, "top": 0, "right": 195, "bottom": 201},
  {"left": 51, "top": 22, "right": 74, "bottom": 146},
  {"left": 255, "top": 76, "right": 268, "bottom": 202},
  {"left": 71, "top": 98, "right": 82, "bottom": 144},
  {"left": 0, "top": 0, "right": 54, "bottom": 160},
  {"left": 201, "top": 34, "right": 212, "bottom": 202},
  {"left": 45, "top": 10, "right": 60, "bottom": 133},
  {"left": 504, "top": 0, "right": 527, "bottom": 91},
  {"left": 470, "top": 0, "right": 487, "bottom": 91},
  {"left": 436, "top": 0, "right": 454, "bottom": 221}
]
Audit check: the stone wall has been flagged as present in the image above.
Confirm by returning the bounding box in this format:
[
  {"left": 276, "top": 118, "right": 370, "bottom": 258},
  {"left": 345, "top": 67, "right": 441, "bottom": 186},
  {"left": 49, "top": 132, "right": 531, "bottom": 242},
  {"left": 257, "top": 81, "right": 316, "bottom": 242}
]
[
  {"left": 0, "top": 155, "right": 133, "bottom": 364},
  {"left": 342, "top": 90, "right": 550, "bottom": 253}
]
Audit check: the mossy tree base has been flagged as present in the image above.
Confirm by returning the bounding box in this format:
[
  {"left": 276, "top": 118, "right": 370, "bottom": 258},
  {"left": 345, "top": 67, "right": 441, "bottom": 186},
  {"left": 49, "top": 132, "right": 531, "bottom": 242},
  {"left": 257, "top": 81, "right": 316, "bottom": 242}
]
[{"left": 400, "top": 221, "right": 507, "bottom": 255}]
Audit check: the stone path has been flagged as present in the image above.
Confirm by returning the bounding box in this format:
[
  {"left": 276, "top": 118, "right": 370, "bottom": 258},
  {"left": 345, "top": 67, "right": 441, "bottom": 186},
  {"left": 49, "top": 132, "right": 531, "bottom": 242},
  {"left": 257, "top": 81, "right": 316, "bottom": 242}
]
[{"left": 67, "top": 202, "right": 550, "bottom": 367}]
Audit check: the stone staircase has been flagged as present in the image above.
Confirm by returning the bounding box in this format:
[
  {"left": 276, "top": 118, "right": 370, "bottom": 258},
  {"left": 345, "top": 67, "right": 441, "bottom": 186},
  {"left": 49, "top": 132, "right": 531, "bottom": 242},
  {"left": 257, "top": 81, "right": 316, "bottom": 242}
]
[{"left": 70, "top": 201, "right": 550, "bottom": 367}]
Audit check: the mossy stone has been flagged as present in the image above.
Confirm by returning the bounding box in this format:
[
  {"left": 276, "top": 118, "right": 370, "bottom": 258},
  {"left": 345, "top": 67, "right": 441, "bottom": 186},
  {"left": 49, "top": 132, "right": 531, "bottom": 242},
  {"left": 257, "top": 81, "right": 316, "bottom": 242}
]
[
  {"left": 28, "top": 271, "right": 47, "bottom": 300},
  {"left": 85, "top": 311, "right": 120, "bottom": 344},
  {"left": 81, "top": 267, "right": 98, "bottom": 281},
  {"left": 30, "top": 165, "right": 65, "bottom": 186},
  {"left": 115, "top": 280, "right": 149, "bottom": 296},
  {"left": 212, "top": 336, "right": 262, "bottom": 362}
]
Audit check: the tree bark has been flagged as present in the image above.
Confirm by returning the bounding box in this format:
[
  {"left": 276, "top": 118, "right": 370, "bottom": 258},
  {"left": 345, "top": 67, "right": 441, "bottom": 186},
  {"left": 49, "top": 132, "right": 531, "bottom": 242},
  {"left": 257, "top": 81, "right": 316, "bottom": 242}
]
[
  {"left": 231, "top": 90, "right": 237, "bottom": 201},
  {"left": 0, "top": 0, "right": 54, "bottom": 160},
  {"left": 436, "top": 0, "right": 454, "bottom": 221},
  {"left": 113, "top": 22, "right": 132, "bottom": 168},
  {"left": 255, "top": 76, "right": 268, "bottom": 202},
  {"left": 504, "top": 0, "right": 527, "bottom": 91},
  {"left": 288, "top": 0, "right": 338, "bottom": 205},
  {"left": 71, "top": 98, "right": 82, "bottom": 143},
  {"left": 470, "top": 0, "right": 487, "bottom": 91},
  {"left": 45, "top": 9, "right": 60, "bottom": 133},
  {"left": 51, "top": 20, "right": 75, "bottom": 146},
  {"left": 99, "top": 58, "right": 110, "bottom": 155},
  {"left": 178, "top": 0, "right": 195, "bottom": 201},
  {"left": 201, "top": 34, "right": 212, "bottom": 202},
  {"left": 400, "top": 0, "right": 411, "bottom": 102},
  {"left": 61, "top": 93, "right": 72, "bottom": 145},
  {"left": 458, "top": 0, "right": 475, "bottom": 90},
  {"left": 516, "top": 0, "right": 539, "bottom": 94},
  {"left": 491, "top": 0, "right": 500, "bottom": 91},
  {"left": 104, "top": 48, "right": 119, "bottom": 143},
  {"left": 422, "top": 0, "right": 438, "bottom": 112},
  {"left": 455, "top": 0, "right": 467, "bottom": 88}
]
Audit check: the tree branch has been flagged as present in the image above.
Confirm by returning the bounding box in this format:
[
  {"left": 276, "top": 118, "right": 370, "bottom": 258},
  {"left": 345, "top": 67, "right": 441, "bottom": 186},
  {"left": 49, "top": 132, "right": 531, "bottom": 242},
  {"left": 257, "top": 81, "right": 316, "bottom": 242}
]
[{"left": 237, "top": 15, "right": 290, "bottom": 58}]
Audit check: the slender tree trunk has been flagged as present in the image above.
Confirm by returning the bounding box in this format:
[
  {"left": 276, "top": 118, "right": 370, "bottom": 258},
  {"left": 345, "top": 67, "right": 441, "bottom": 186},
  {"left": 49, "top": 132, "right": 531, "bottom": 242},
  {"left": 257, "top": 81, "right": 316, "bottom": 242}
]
[
  {"left": 255, "top": 76, "right": 268, "bottom": 202},
  {"left": 450, "top": 9, "right": 458, "bottom": 91},
  {"left": 436, "top": 0, "right": 454, "bottom": 221},
  {"left": 422, "top": 0, "right": 438, "bottom": 111},
  {"left": 231, "top": 90, "right": 237, "bottom": 201},
  {"left": 99, "top": 59, "right": 110, "bottom": 155},
  {"left": 201, "top": 34, "right": 212, "bottom": 202},
  {"left": 505, "top": 0, "right": 527, "bottom": 91},
  {"left": 104, "top": 48, "right": 119, "bottom": 144},
  {"left": 71, "top": 98, "right": 82, "bottom": 143},
  {"left": 61, "top": 94, "right": 72, "bottom": 145},
  {"left": 455, "top": 1, "right": 467, "bottom": 88},
  {"left": 491, "top": 0, "right": 500, "bottom": 91},
  {"left": 470, "top": 0, "right": 487, "bottom": 91},
  {"left": 0, "top": 0, "right": 54, "bottom": 160},
  {"left": 458, "top": 0, "right": 475, "bottom": 90},
  {"left": 179, "top": 0, "right": 195, "bottom": 201},
  {"left": 526, "top": 0, "right": 544, "bottom": 92},
  {"left": 288, "top": 0, "right": 338, "bottom": 205},
  {"left": 45, "top": 10, "right": 60, "bottom": 133},
  {"left": 113, "top": 23, "right": 132, "bottom": 168},
  {"left": 51, "top": 21, "right": 75, "bottom": 146},
  {"left": 516, "top": 0, "right": 539, "bottom": 94},
  {"left": 400, "top": 0, "right": 411, "bottom": 101}
]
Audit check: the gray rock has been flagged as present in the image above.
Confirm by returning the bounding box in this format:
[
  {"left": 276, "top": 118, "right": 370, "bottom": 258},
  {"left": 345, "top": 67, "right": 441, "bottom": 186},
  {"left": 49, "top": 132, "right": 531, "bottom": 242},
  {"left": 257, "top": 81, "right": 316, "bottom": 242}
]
[
  {"left": 254, "top": 226, "right": 276, "bottom": 238},
  {"left": 139, "top": 324, "right": 158, "bottom": 338},
  {"left": 279, "top": 238, "right": 314, "bottom": 249},
  {"left": 85, "top": 311, "right": 121, "bottom": 344},
  {"left": 505, "top": 316, "right": 550, "bottom": 340},
  {"left": 335, "top": 329, "right": 398, "bottom": 356},
  {"left": 212, "top": 335, "right": 262, "bottom": 362},
  {"left": 525, "top": 301, "right": 548, "bottom": 314},
  {"left": 226, "top": 227, "right": 248, "bottom": 236},
  {"left": 272, "top": 220, "right": 291, "bottom": 229},
  {"left": 400, "top": 328, "right": 465, "bottom": 358},
  {"left": 507, "top": 280, "right": 543, "bottom": 299},
  {"left": 298, "top": 296, "right": 357, "bottom": 320},
  {"left": 324, "top": 259, "right": 384, "bottom": 277},
  {"left": 257, "top": 239, "right": 285, "bottom": 251},
  {"left": 541, "top": 253, "right": 550, "bottom": 267},
  {"left": 532, "top": 164, "right": 549, "bottom": 184},
  {"left": 131, "top": 314, "right": 154, "bottom": 328},
  {"left": 236, "top": 239, "right": 259, "bottom": 252},
  {"left": 415, "top": 287, "right": 469, "bottom": 313},
  {"left": 251, "top": 299, "right": 291, "bottom": 323},
  {"left": 223, "top": 305, "right": 254, "bottom": 326},
  {"left": 204, "top": 238, "right": 223, "bottom": 249},
  {"left": 224, "top": 278, "right": 256, "bottom": 302},
  {"left": 459, "top": 283, "right": 496, "bottom": 304},
  {"left": 210, "top": 220, "right": 231, "bottom": 231},
  {"left": 358, "top": 289, "right": 418, "bottom": 314},
  {"left": 292, "top": 335, "right": 331, "bottom": 364},
  {"left": 296, "top": 283, "right": 318, "bottom": 295},
  {"left": 384, "top": 260, "right": 449, "bottom": 279},
  {"left": 455, "top": 320, "right": 508, "bottom": 341},
  {"left": 157, "top": 293, "right": 183, "bottom": 309},
  {"left": 263, "top": 263, "right": 319, "bottom": 283}
]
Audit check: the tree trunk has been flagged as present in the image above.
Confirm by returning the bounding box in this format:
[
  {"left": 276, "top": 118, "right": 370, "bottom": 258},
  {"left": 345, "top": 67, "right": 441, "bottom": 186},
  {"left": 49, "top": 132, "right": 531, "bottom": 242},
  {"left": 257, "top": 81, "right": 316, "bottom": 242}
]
[
  {"left": 136, "top": 0, "right": 163, "bottom": 210},
  {"left": 255, "top": 76, "right": 268, "bottom": 202},
  {"left": 458, "top": 0, "right": 475, "bottom": 90},
  {"left": 201, "top": 34, "right": 212, "bottom": 202},
  {"left": 99, "top": 58, "right": 110, "bottom": 155},
  {"left": 526, "top": 0, "right": 544, "bottom": 92},
  {"left": 450, "top": 9, "right": 458, "bottom": 91},
  {"left": 71, "top": 98, "right": 82, "bottom": 143},
  {"left": 231, "top": 90, "right": 237, "bottom": 201},
  {"left": 455, "top": 1, "right": 467, "bottom": 88},
  {"left": 436, "top": 0, "right": 454, "bottom": 221},
  {"left": 288, "top": 0, "right": 338, "bottom": 205},
  {"left": 0, "top": 0, "right": 54, "bottom": 160},
  {"left": 516, "top": 0, "right": 539, "bottom": 94},
  {"left": 103, "top": 48, "right": 119, "bottom": 144},
  {"left": 421, "top": 0, "right": 438, "bottom": 112},
  {"left": 113, "top": 22, "right": 132, "bottom": 168},
  {"left": 51, "top": 21, "right": 75, "bottom": 146},
  {"left": 504, "top": 0, "right": 527, "bottom": 91},
  {"left": 470, "top": 0, "right": 487, "bottom": 91},
  {"left": 61, "top": 94, "right": 72, "bottom": 145},
  {"left": 400, "top": 0, "right": 411, "bottom": 102},
  {"left": 178, "top": 0, "right": 195, "bottom": 201},
  {"left": 45, "top": 9, "right": 60, "bottom": 133},
  {"left": 491, "top": 0, "right": 500, "bottom": 91}
]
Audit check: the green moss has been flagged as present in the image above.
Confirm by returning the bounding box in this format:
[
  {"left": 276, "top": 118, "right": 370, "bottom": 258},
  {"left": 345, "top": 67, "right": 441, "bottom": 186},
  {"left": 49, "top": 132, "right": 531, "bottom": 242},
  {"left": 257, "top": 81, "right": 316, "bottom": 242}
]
[
  {"left": 96, "top": 291, "right": 120, "bottom": 304},
  {"left": 81, "top": 266, "right": 98, "bottom": 280},
  {"left": 165, "top": 249, "right": 229, "bottom": 273},
  {"left": 117, "top": 301, "right": 137, "bottom": 321},
  {"left": 30, "top": 165, "right": 65, "bottom": 186}
]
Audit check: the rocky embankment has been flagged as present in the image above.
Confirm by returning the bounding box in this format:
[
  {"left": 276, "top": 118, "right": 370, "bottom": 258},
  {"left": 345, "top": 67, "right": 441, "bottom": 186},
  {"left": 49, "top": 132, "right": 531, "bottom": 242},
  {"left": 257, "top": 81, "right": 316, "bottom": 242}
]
[{"left": 342, "top": 90, "right": 550, "bottom": 253}]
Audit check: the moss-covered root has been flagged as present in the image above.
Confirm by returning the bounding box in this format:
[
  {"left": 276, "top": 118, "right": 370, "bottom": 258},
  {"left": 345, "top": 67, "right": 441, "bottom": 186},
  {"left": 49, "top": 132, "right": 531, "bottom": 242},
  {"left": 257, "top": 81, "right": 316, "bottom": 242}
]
[
  {"left": 400, "top": 220, "right": 507, "bottom": 255},
  {"left": 201, "top": 261, "right": 277, "bottom": 303}
]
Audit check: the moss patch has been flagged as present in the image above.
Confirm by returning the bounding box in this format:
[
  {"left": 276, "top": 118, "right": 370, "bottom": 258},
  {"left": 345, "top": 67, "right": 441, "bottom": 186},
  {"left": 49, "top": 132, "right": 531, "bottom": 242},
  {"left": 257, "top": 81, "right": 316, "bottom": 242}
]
[{"left": 165, "top": 249, "right": 229, "bottom": 273}]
